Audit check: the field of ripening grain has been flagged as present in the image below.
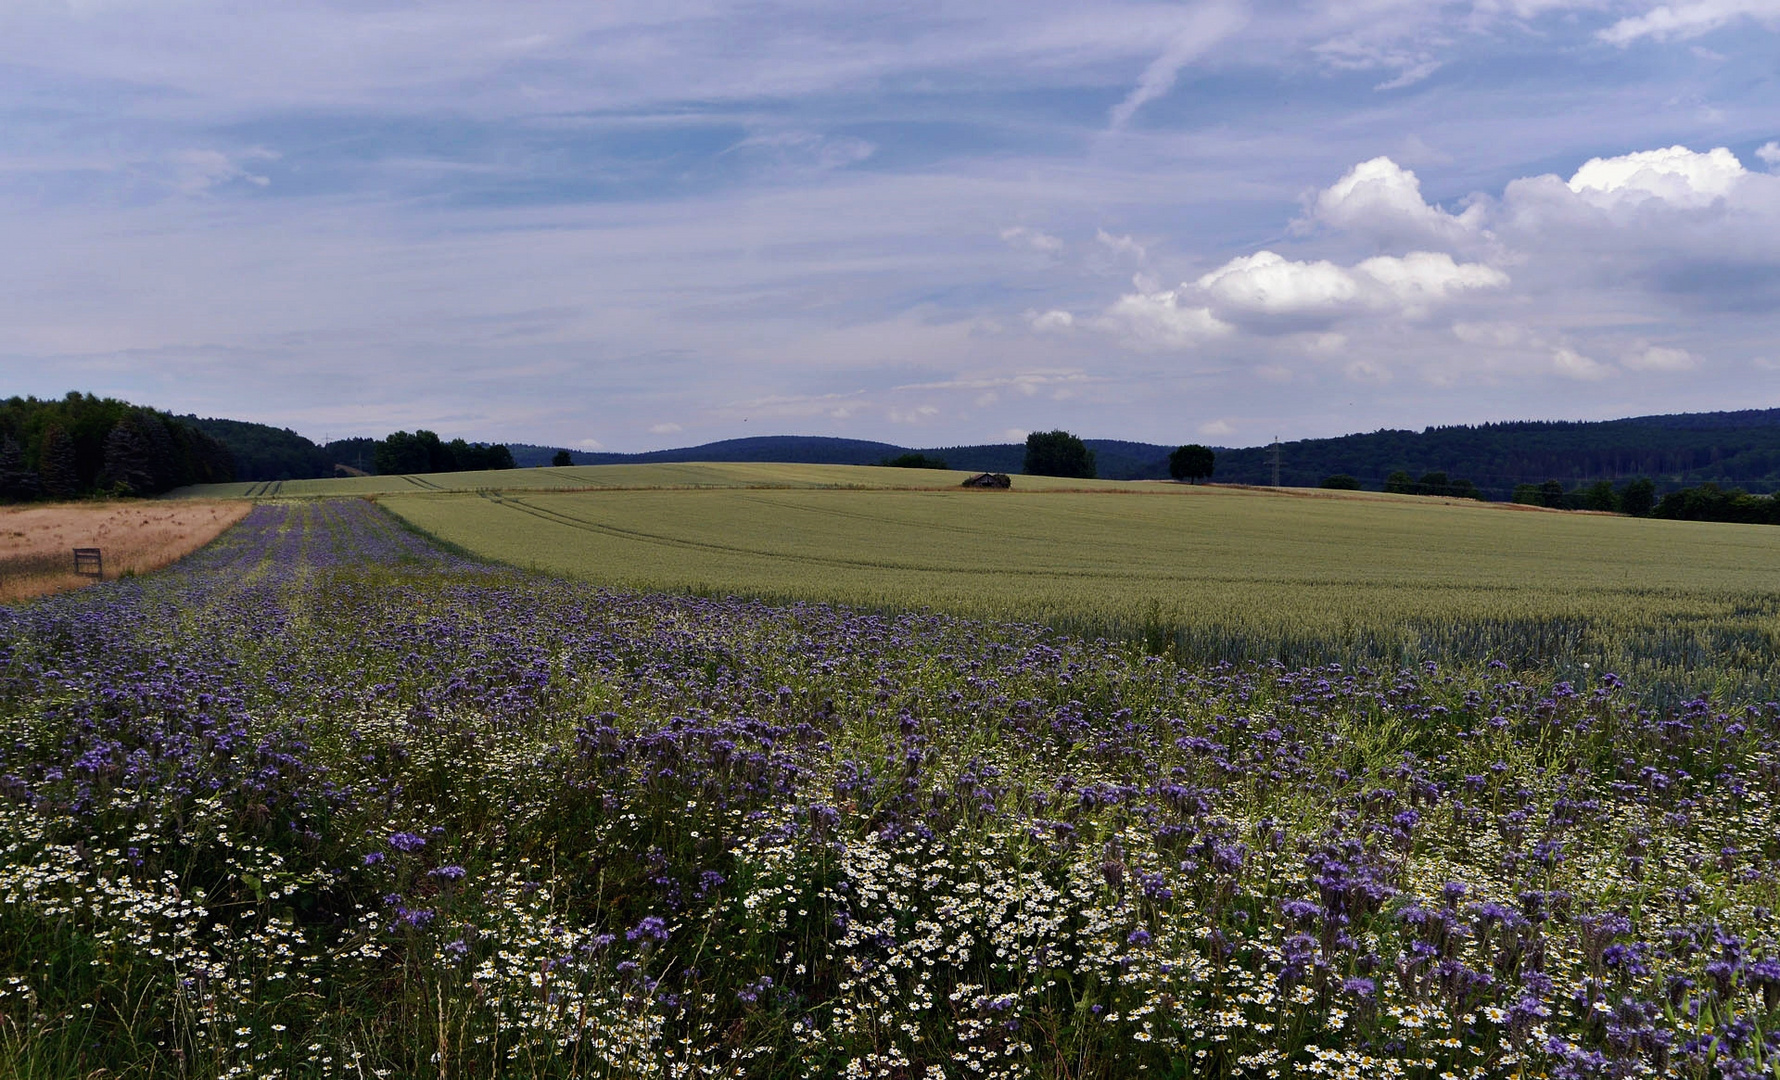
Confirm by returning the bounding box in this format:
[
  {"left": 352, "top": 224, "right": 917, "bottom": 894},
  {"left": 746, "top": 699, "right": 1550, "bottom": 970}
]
[{"left": 313, "top": 463, "right": 1780, "bottom": 702}]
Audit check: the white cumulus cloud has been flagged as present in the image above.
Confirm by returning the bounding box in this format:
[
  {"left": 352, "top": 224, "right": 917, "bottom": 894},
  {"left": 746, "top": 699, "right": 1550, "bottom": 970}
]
[
  {"left": 1490, "top": 143, "right": 1780, "bottom": 316},
  {"left": 1193, "top": 249, "right": 1506, "bottom": 321},
  {"left": 1103, "top": 288, "right": 1231, "bottom": 348},
  {"left": 1302, "top": 156, "right": 1485, "bottom": 246},
  {"left": 1355, "top": 251, "right": 1510, "bottom": 305},
  {"left": 1566, "top": 145, "right": 1747, "bottom": 207},
  {"left": 1196, "top": 251, "right": 1361, "bottom": 315},
  {"left": 1078, "top": 143, "right": 1780, "bottom": 392}
]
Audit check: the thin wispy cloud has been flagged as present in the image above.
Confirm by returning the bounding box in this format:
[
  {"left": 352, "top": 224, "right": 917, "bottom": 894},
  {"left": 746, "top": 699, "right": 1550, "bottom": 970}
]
[{"left": 1107, "top": 4, "right": 1248, "bottom": 129}]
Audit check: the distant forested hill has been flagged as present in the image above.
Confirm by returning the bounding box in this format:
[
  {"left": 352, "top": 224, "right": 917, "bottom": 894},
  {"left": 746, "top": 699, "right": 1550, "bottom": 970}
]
[
  {"left": 184, "top": 405, "right": 1780, "bottom": 496},
  {"left": 526, "top": 436, "right": 1178, "bottom": 480},
  {"left": 1212, "top": 410, "right": 1780, "bottom": 496},
  {"left": 595, "top": 436, "right": 908, "bottom": 466},
  {"left": 185, "top": 417, "right": 335, "bottom": 481},
  {"left": 917, "top": 440, "right": 1176, "bottom": 479}
]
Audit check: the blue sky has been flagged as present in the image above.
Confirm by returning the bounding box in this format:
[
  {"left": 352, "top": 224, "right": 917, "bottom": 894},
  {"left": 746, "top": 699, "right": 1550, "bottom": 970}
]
[{"left": 2, "top": 1, "right": 1778, "bottom": 451}]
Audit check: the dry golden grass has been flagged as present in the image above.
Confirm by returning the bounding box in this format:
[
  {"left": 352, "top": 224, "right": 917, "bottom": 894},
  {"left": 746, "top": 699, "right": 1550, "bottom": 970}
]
[{"left": 0, "top": 500, "right": 250, "bottom": 603}]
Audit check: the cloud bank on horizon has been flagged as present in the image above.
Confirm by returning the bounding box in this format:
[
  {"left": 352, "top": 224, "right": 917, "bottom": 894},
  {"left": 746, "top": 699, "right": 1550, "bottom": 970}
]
[{"left": 1, "top": 0, "right": 1777, "bottom": 450}]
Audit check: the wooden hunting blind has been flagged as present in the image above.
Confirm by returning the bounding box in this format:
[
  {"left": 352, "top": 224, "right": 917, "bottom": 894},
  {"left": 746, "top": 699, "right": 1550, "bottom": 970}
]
[{"left": 72, "top": 548, "right": 102, "bottom": 579}]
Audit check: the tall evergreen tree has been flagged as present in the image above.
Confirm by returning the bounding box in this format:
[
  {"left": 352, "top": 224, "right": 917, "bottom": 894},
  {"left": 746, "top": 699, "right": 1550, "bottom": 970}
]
[
  {"left": 0, "top": 436, "right": 40, "bottom": 502},
  {"left": 98, "top": 421, "right": 156, "bottom": 496},
  {"left": 135, "top": 411, "right": 179, "bottom": 490},
  {"left": 38, "top": 425, "right": 78, "bottom": 498}
]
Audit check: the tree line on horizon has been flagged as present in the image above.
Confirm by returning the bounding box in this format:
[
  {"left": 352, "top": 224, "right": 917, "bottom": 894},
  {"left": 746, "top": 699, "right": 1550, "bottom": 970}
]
[
  {"left": 1029, "top": 426, "right": 1777, "bottom": 528},
  {"left": 41, "top": 398, "right": 1779, "bottom": 528},
  {"left": 0, "top": 394, "right": 235, "bottom": 502},
  {"left": 1022, "top": 431, "right": 1218, "bottom": 484},
  {"left": 1214, "top": 415, "right": 1780, "bottom": 494},
  {"left": 369, "top": 430, "right": 515, "bottom": 475},
  {"left": 186, "top": 405, "right": 1780, "bottom": 490},
  {"left": 181, "top": 418, "right": 517, "bottom": 480}
]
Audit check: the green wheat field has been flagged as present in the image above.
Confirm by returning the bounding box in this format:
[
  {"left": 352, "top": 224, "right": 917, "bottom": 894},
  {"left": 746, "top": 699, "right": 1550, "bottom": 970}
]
[{"left": 176, "top": 463, "right": 1780, "bottom": 699}]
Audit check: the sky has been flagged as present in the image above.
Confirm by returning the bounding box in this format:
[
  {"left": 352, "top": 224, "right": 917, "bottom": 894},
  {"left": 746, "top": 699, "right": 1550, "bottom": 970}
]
[{"left": 2, "top": 1, "right": 1779, "bottom": 451}]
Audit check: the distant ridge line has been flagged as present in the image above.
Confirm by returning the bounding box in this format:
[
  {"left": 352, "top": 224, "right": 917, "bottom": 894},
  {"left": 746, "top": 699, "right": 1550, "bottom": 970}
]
[
  {"left": 194, "top": 406, "right": 1780, "bottom": 495},
  {"left": 502, "top": 407, "right": 1780, "bottom": 493}
]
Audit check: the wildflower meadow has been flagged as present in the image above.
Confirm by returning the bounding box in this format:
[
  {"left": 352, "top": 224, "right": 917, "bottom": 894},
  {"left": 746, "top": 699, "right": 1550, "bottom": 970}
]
[{"left": 1, "top": 500, "right": 1777, "bottom": 1079}]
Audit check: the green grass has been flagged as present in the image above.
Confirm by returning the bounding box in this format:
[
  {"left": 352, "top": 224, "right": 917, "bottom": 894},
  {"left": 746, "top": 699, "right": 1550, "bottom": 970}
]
[
  {"left": 172, "top": 462, "right": 1143, "bottom": 499},
  {"left": 344, "top": 464, "right": 1780, "bottom": 701}
]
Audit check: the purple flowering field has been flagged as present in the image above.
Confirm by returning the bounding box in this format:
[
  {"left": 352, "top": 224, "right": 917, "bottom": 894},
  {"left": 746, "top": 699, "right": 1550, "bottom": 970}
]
[{"left": 1, "top": 500, "right": 1777, "bottom": 1079}]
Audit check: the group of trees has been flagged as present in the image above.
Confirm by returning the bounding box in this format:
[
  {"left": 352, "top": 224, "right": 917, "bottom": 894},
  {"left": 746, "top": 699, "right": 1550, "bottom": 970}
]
[
  {"left": 371, "top": 430, "right": 516, "bottom": 475},
  {"left": 1650, "top": 482, "right": 1780, "bottom": 525},
  {"left": 1168, "top": 444, "right": 1215, "bottom": 483},
  {"left": 876, "top": 453, "right": 949, "bottom": 470},
  {"left": 184, "top": 417, "right": 334, "bottom": 482},
  {"left": 1209, "top": 410, "right": 1780, "bottom": 494},
  {"left": 0, "top": 394, "right": 235, "bottom": 502},
  {"left": 1310, "top": 467, "right": 1780, "bottom": 524},
  {"left": 1379, "top": 470, "right": 1486, "bottom": 500},
  {"left": 1346, "top": 471, "right": 1664, "bottom": 515},
  {"left": 1024, "top": 431, "right": 1098, "bottom": 479},
  {"left": 1024, "top": 431, "right": 1219, "bottom": 484},
  {"left": 1510, "top": 477, "right": 1658, "bottom": 515}
]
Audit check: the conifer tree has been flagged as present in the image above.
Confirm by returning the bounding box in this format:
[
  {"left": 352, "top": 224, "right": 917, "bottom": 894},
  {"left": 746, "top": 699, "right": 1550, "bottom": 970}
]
[
  {"left": 0, "top": 436, "right": 40, "bottom": 502},
  {"left": 135, "top": 411, "right": 179, "bottom": 490},
  {"left": 98, "top": 421, "right": 156, "bottom": 496},
  {"left": 37, "top": 425, "right": 78, "bottom": 498}
]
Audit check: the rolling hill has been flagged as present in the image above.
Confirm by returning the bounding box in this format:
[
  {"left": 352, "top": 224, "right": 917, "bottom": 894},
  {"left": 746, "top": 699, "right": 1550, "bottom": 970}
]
[{"left": 195, "top": 409, "right": 1780, "bottom": 495}]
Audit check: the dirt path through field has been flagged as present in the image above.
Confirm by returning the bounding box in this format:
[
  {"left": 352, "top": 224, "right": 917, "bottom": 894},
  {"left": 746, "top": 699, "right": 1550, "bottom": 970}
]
[{"left": 0, "top": 500, "right": 251, "bottom": 602}]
